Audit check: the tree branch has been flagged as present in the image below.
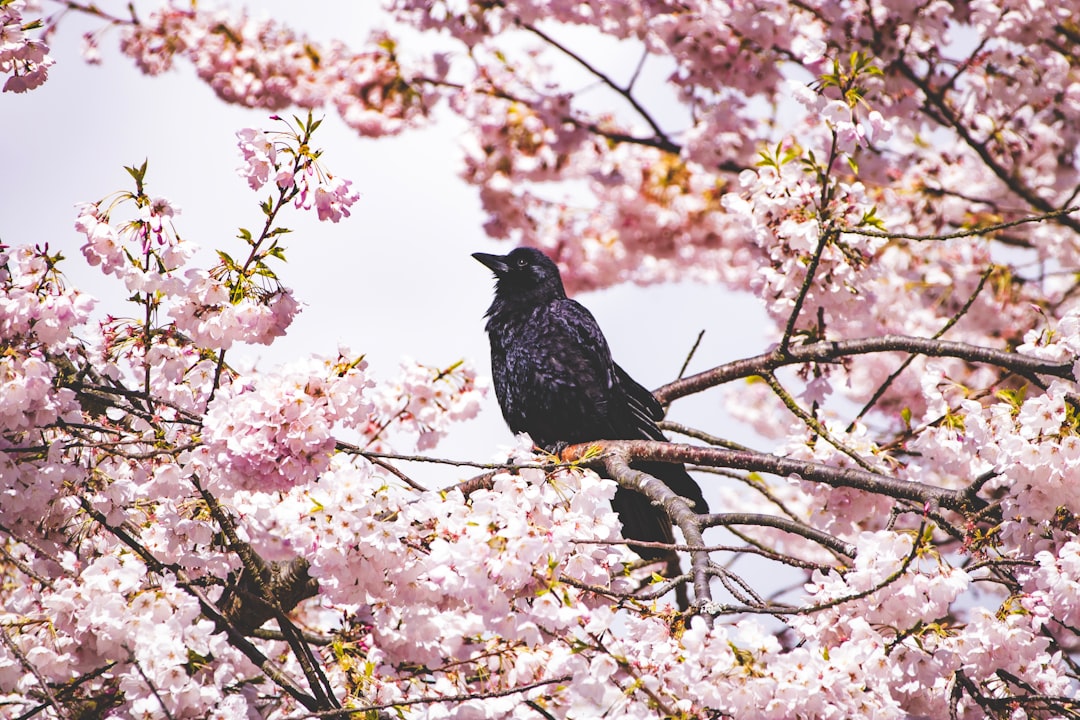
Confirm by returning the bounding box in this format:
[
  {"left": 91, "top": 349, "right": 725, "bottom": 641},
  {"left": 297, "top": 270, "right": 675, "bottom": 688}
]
[
  {"left": 840, "top": 205, "right": 1080, "bottom": 242},
  {"left": 77, "top": 499, "right": 322, "bottom": 712},
  {"left": 601, "top": 453, "right": 713, "bottom": 610},
  {"left": 563, "top": 440, "right": 982, "bottom": 514},
  {"left": 701, "top": 512, "right": 856, "bottom": 558},
  {"left": 655, "top": 335, "right": 1074, "bottom": 403},
  {"left": 518, "top": 21, "right": 673, "bottom": 146}
]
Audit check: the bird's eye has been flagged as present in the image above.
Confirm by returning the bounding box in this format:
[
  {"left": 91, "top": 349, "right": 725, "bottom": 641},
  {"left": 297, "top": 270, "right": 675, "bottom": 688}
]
[{"left": 515, "top": 257, "right": 528, "bottom": 267}]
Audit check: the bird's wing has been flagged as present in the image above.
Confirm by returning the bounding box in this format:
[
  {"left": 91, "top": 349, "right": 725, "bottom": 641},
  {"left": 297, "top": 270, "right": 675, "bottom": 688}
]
[
  {"left": 557, "top": 300, "right": 668, "bottom": 441},
  {"left": 554, "top": 299, "right": 619, "bottom": 398},
  {"left": 612, "top": 362, "right": 667, "bottom": 441},
  {"left": 546, "top": 302, "right": 710, "bottom": 514}
]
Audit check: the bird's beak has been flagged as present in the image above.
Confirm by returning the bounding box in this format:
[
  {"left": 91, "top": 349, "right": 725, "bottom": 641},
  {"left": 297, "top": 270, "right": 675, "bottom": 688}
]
[{"left": 472, "top": 252, "right": 509, "bottom": 276}]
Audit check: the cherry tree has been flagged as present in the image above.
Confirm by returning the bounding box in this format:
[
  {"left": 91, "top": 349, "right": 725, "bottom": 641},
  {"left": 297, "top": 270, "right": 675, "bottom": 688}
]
[{"left": 3, "top": 0, "right": 1080, "bottom": 718}]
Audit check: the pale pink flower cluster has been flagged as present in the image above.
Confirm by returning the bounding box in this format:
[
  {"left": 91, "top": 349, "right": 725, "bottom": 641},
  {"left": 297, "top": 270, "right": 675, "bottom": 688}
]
[
  {"left": 888, "top": 608, "right": 1072, "bottom": 719},
  {"left": 271, "top": 454, "right": 636, "bottom": 677},
  {"left": 236, "top": 126, "right": 360, "bottom": 222},
  {"left": 776, "top": 422, "right": 897, "bottom": 537},
  {"left": 965, "top": 384, "right": 1080, "bottom": 552},
  {"left": 0, "top": 354, "right": 79, "bottom": 436},
  {"left": 170, "top": 271, "right": 299, "bottom": 350},
  {"left": 322, "top": 32, "right": 441, "bottom": 136},
  {"left": 1022, "top": 541, "right": 1080, "bottom": 630},
  {"left": 74, "top": 201, "right": 127, "bottom": 275},
  {"left": 235, "top": 127, "right": 278, "bottom": 190},
  {"left": 791, "top": 81, "right": 893, "bottom": 153},
  {"left": 792, "top": 531, "right": 1075, "bottom": 718},
  {"left": 651, "top": 2, "right": 790, "bottom": 99},
  {"left": 121, "top": 7, "right": 430, "bottom": 135},
  {"left": 1017, "top": 306, "right": 1080, "bottom": 376},
  {"left": 292, "top": 165, "right": 359, "bottom": 223},
  {"left": 201, "top": 350, "right": 373, "bottom": 492},
  {"left": 364, "top": 359, "right": 486, "bottom": 450},
  {"left": 0, "top": 1, "right": 53, "bottom": 92},
  {"left": 75, "top": 198, "right": 191, "bottom": 294},
  {"left": 0, "top": 244, "right": 96, "bottom": 349},
  {"left": 0, "top": 234, "right": 87, "bottom": 534},
  {"left": 802, "top": 531, "right": 970, "bottom": 636},
  {"left": 136, "top": 195, "right": 181, "bottom": 252},
  {"left": 75, "top": 190, "right": 302, "bottom": 352},
  {"left": 722, "top": 163, "right": 890, "bottom": 329},
  {"left": 2, "top": 550, "right": 256, "bottom": 718},
  {"left": 116, "top": 6, "right": 189, "bottom": 75}
]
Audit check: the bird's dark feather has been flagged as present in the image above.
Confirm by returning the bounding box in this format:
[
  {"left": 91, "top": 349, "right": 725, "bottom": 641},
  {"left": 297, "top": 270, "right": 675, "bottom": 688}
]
[{"left": 474, "top": 247, "right": 707, "bottom": 560}]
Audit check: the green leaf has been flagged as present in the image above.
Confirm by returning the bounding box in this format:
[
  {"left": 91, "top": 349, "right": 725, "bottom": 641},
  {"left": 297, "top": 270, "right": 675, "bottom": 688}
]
[
  {"left": 859, "top": 206, "right": 887, "bottom": 231},
  {"left": 251, "top": 260, "right": 278, "bottom": 279},
  {"left": 994, "top": 386, "right": 1027, "bottom": 409},
  {"left": 228, "top": 282, "right": 245, "bottom": 304},
  {"left": 124, "top": 159, "right": 149, "bottom": 194},
  {"left": 216, "top": 250, "right": 238, "bottom": 271}
]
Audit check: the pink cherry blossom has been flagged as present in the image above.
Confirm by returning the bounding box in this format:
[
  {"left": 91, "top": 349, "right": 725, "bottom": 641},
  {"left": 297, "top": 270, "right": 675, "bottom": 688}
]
[
  {"left": 1, "top": 2, "right": 54, "bottom": 93},
  {"left": 202, "top": 350, "right": 372, "bottom": 492}
]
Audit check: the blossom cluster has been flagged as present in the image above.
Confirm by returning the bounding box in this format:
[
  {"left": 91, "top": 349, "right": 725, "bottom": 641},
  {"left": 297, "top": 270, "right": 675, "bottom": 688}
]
[
  {"left": 363, "top": 359, "right": 486, "bottom": 451},
  {"left": 1, "top": 1, "right": 53, "bottom": 92},
  {"left": 201, "top": 351, "right": 373, "bottom": 492},
  {"left": 117, "top": 7, "right": 435, "bottom": 136},
  {"left": 0, "top": 244, "right": 95, "bottom": 350},
  {"left": 236, "top": 125, "right": 360, "bottom": 222},
  {"left": 0, "top": 245, "right": 90, "bottom": 442}
]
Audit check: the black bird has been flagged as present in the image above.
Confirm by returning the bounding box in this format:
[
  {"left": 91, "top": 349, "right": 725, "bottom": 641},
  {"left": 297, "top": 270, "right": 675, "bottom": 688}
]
[{"left": 473, "top": 246, "right": 707, "bottom": 560}]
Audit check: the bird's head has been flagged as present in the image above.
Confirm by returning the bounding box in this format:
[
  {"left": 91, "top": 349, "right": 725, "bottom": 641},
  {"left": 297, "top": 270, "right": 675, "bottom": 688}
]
[{"left": 472, "top": 247, "right": 567, "bottom": 307}]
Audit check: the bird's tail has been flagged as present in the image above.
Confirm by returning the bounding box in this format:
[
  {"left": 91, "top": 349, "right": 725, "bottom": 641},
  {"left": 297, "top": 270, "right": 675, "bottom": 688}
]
[
  {"left": 611, "top": 460, "right": 707, "bottom": 561},
  {"left": 611, "top": 486, "right": 677, "bottom": 561}
]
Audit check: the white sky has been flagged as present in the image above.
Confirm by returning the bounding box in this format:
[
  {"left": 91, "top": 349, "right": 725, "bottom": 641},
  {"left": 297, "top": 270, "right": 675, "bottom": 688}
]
[{"left": 1, "top": 2, "right": 769, "bottom": 488}]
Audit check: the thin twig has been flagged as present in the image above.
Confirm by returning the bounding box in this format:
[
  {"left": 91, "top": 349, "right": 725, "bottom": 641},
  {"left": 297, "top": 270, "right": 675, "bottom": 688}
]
[
  {"left": 780, "top": 228, "right": 834, "bottom": 353},
  {"left": 676, "top": 329, "right": 706, "bottom": 381},
  {"left": 761, "top": 370, "right": 883, "bottom": 474},
  {"left": 519, "top": 21, "right": 671, "bottom": 144},
  {"left": 841, "top": 205, "right": 1080, "bottom": 242},
  {"left": 847, "top": 264, "right": 996, "bottom": 430}
]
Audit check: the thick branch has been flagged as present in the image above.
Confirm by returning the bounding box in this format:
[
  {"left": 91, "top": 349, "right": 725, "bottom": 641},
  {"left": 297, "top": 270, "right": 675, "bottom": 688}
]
[
  {"left": 192, "top": 478, "right": 338, "bottom": 709},
  {"left": 601, "top": 453, "right": 712, "bottom": 609},
  {"left": 655, "top": 335, "right": 1074, "bottom": 403},
  {"left": 564, "top": 440, "right": 981, "bottom": 514},
  {"left": 218, "top": 558, "right": 320, "bottom": 635}
]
